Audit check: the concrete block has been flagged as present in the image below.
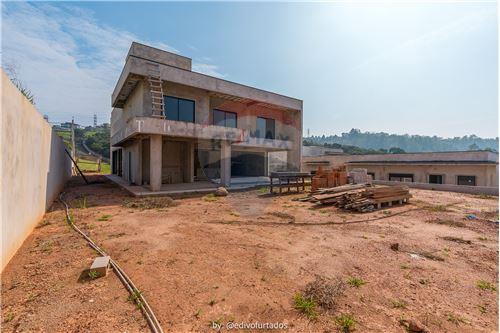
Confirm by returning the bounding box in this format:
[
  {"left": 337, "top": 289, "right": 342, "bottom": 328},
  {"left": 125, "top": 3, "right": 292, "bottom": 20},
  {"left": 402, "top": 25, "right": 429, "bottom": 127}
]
[{"left": 90, "top": 256, "right": 110, "bottom": 278}]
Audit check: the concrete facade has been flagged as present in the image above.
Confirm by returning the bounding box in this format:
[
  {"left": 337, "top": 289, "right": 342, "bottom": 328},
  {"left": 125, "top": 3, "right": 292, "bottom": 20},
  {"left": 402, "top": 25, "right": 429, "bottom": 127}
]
[
  {"left": 303, "top": 150, "right": 499, "bottom": 188},
  {"left": 1, "top": 71, "right": 72, "bottom": 271},
  {"left": 110, "top": 42, "right": 303, "bottom": 190}
]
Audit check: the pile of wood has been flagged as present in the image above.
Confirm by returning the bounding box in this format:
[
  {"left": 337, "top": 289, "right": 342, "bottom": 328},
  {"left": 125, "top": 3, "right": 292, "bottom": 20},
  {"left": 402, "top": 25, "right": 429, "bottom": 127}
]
[
  {"left": 302, "top": 184, "right": 411, "bottom": 212},
  {"left": 311, "top": 166, "right": 348, "bottom": 191}
]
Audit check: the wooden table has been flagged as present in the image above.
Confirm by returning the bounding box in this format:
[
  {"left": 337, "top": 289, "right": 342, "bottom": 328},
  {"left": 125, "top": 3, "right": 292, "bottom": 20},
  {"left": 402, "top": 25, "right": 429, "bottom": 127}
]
[{"left": 269, "top": 172, "right": 312, "bottom": 194}]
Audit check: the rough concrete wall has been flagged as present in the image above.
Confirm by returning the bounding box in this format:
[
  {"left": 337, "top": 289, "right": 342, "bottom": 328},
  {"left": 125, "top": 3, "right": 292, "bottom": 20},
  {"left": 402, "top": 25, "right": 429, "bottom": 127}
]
[
  {"left": 347, "top": 164, "right": 495, "bottom": 186},
  {"left": 1, "top": 71, "right": 71, "bottom": 271}
]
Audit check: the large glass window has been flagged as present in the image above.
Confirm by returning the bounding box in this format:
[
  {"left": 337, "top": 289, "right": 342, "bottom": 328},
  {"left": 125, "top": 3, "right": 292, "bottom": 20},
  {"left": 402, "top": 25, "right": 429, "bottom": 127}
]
[
  {"left": 256, "top": 117, "right": 275, "bottom": 139},
  {"left": 213, "top": 109, "right": 237, "bottom": 128},
  {"left": 164, "top": 96, "right": 195, "bottom": 123},
  {"left": 429, "top": 174, "right": 443, "bottom": 184}
]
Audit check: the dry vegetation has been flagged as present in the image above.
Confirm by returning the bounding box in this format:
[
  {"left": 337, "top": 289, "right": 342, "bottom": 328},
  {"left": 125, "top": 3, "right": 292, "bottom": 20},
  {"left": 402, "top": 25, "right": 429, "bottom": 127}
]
[{"left": 1, "top": 176, "right": 498, "bottom": 332}]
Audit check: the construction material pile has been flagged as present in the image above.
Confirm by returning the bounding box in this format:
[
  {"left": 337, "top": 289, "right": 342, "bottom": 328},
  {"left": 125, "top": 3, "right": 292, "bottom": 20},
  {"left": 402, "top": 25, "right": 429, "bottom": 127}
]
[
  {"left": 311, "top": 166, "right": 348, "bottom": 191},
  {"left": 302, "top": 184, "right": 411, "bottom": 212}
]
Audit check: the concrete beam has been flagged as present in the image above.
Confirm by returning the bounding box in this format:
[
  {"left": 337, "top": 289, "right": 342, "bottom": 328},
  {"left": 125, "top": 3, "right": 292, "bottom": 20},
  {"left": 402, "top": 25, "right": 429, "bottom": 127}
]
[
  {"left": 220, "top": 141, "right": 231, "bottom": 187},
  {"left": 150, "top": 135, "right": 162, "bottom": 191}
]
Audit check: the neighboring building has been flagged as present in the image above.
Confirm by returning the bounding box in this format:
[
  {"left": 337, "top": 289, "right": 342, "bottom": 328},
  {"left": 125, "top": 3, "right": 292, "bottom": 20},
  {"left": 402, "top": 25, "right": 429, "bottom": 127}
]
[
  {"left": 303, "top": 151, "right": 499, "bottom": 187},
  {"left": 110, "top": 42, "right": 302, "bottom": 191},
  {"left": 302, "top": 145, "right": 343, "bottom": 157}
]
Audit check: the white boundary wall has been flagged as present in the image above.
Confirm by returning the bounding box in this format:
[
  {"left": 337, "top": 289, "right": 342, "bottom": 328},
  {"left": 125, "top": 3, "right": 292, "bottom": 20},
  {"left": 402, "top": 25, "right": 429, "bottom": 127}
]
[
  {"left": 373, "top": 180, "right": 498, "bottom": 196},
  {"left": 1, "top": 71, "right": 72, "bottom": 271}
]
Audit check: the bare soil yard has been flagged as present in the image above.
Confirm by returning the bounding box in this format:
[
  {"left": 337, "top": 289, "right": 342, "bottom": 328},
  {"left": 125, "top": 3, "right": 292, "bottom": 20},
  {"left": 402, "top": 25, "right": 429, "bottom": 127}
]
[{"left": 2, "top": 176, "right": 498, "bottom": 332}]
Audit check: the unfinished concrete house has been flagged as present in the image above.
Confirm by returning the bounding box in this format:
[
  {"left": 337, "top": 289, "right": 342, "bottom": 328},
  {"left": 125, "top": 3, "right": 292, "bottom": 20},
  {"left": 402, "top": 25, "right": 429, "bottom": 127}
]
[{"left": 110, "top": 42, "right": 302, "bottom": 192}]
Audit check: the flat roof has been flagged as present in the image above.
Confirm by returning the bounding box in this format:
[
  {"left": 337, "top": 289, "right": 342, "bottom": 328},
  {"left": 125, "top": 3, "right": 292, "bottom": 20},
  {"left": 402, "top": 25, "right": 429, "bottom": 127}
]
[{"left": 112, "top": 42, "right": 302, "bottom": 110}]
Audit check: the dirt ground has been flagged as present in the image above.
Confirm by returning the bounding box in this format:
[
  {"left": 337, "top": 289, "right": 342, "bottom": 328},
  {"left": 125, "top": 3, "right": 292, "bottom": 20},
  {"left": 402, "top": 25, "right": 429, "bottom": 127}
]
[{"left": 2, "top": 175, "right": 498, "bottom": 332}]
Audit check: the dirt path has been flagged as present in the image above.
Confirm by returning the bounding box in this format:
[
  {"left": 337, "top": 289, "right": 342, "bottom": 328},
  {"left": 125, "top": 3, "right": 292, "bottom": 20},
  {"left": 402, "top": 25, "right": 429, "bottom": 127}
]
[{"left": 2, "top": 177, "right": 498, "bottom": 332}]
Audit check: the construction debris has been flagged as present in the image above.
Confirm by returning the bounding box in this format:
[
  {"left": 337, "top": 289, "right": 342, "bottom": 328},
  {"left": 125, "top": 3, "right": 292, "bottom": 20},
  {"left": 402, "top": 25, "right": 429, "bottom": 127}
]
[
  {"left": 302, "top": 184, "right": 411, "bottom": 212},
  {"left": 89, "top": 256, "right": 110, "bottom": 278},
  {"left": 348, "top": 168, "right": 373, "bottom": 185},
  {"left": 311, "top": 166, "right": 348, "bottom": 191}
]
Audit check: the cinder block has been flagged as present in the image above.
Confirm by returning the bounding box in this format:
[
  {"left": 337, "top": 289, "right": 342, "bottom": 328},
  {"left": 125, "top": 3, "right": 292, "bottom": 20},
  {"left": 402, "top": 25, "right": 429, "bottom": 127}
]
[{"left": 89, "top": 256, "right": 110, "bottom": 278}]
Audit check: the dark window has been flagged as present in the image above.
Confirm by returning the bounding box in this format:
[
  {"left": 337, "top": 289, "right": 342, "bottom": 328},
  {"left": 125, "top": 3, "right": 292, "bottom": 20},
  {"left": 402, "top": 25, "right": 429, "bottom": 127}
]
[
  {"left": 164, "top": 96, "right": 195, "bottom": 123},
  {"left": 367, "top": 172, "right": 375, "bottom": 180},
  {"left": 256, "top": 117, "right": 275, "bottom": 139},
  {"left": 457, "top": 175, "right": 476, "bottom": 186},
  {"left": 429, "top": 174, "right": 443, "bottom": 184},
  {"left": 213, "top": 109, "right": 237, "bottom": 128},
  {"left": 389, "top": 173, "right": 414, "bottom": 182}
]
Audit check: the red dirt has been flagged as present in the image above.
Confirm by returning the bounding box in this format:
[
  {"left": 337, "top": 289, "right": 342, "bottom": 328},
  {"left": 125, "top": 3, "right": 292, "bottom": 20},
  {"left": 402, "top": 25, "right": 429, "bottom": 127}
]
[{"left": 2, "top": 176, "right": 498, "bottom": 332}]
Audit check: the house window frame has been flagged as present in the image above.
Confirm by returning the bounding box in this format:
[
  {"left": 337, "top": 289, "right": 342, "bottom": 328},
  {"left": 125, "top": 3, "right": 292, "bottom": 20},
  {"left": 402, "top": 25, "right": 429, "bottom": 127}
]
[
  {"left": 388, "top": 173, "right": 414, "bottom": 182},
  {"left": 164, "top": 95, "right": 195, "bottom": 123},
  {"left": 457, "top": 175, "right": 476, "bottom": 186},
  {"left": 256, "top": 116, "right": 275, "bottom": 140},
  {"left": 428, "top": 174, "right": 444, "bottom": 184},
  {"left": 212, "top": 109, "right": 237, "bottom": 128}
]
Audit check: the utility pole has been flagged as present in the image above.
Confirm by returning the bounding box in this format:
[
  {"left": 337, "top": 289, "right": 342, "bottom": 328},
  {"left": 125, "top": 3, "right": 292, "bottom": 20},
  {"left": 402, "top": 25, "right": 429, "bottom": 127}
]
[
  {"left": 71, "top": 117, "right": 77, "bottom": 176},
  {"left": 93, "top": 113, "right": 97, "bottom": 127}
]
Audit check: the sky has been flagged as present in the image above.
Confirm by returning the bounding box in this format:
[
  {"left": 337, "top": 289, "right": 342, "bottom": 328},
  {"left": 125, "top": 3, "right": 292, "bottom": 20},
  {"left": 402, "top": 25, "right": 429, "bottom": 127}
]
[{"left": 1, "top": 1, "right": 498, "bottom": 138}]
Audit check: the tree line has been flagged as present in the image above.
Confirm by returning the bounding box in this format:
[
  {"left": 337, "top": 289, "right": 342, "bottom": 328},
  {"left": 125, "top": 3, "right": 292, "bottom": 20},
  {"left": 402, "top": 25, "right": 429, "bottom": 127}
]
[{"left": 305, "top": 129, "right": 498, "bottom": 153}]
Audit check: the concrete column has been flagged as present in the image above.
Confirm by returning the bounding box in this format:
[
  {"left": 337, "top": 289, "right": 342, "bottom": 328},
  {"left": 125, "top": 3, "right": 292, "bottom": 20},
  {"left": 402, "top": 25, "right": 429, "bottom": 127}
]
[
  {"left": 220, "top": 140, "right": 231, "bottom": 187},
  {"left": 264, "top": 152, "right": 269, "bottom": 176},
  {"left": 133, "top": 139, "right": 143, "bottom": 185},
  {"left": 185, "top": 141, "right": 194, "bottom": 183},
  {"left": 150, "top": 135, "right": 162, "bottom": 191}
]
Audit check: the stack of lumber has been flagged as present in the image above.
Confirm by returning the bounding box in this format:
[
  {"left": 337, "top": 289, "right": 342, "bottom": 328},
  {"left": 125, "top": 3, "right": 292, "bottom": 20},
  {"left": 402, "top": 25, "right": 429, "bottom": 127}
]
[
  {"left": 303, "top": 184, "right": 411, "bottom": 212},
  {"left": 311, "top": 166, "right": 348, "bottom": 191}
]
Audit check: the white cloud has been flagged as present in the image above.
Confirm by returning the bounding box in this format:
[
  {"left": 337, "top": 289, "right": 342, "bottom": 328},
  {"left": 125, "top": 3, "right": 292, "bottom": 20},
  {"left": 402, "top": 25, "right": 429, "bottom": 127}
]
[{"left": 1, "top": 2, "right": 224, "bottom": 125}]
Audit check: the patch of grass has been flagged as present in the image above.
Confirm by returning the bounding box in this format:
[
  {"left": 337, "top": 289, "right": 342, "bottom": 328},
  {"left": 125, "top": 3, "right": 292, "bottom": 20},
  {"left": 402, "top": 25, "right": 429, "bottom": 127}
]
[
  {"left": 476, "top": 280, "right": 496, "bottom": 291},
  {"left": 229, "top": 211, "right": 240, "bottom": 217},
  {"left": 476, "top": 193, "right": 495, "bottom": 200},
  {"left": 40, "top": 240, "right": 54, "bottom": 253},
  {"left": 4, "top": 312, "right": 14, "bottom": 323},
  {"left": 427, "top": 218, "right": 465, "bottom": 228},
  {"left": 347, "top": 277, "right": 366, "bottom": 288},
  {"left": 427, "top": 205, "right": 450, "bottom": 212},
  {"left": 36, "top": 219, "right": 50, "bottom": 228},
  {"left": 268, "top": 211, "right": 296, "bottom": 223},
  {"left": 419, "top": 251, "right": 444, "bottom": 262},
  {"left": 208, "top": 299, "right": 216, "bottom": 306},
  {"left": 303, "top": 276, "right": 345, "bottom": 311},
  {"left": 441, "top": 236, "right": 471, "bottom": 244},
  {"left": 194, "top": 308, "right": 202, "bottom": 319},
  {"left": 382, "top": 210, "right": 391, "bottom": 215},
  {"left": 334, "top": 313, "right": 356, "bottom": 332},
  {"left": 477, "top": 236, "right": 488, "bottom": 241},
  {"left": 257, "top": 187, "right": 268, "bottom": 194},
  {"left": 75, "top": 196, "right": 88, "bottom": 209},
  {"left": 97, "top": 214, "right": 112, "bottom": 221},
  {"left": 447, "top": 313, "right": 467, "bottom": 325},
  {"left": 203, "top": 193, "right": 219, "bottom": 202},
  {"left": 88, "top": 269, "right": 100, "bottom": 279},
  {"left": 123, "top": 197, "right": 177, "bottom": 210},
  {"left": 293, "top": 293, "right": 318, "bottom": 320},
  {"left": 478, "top": 304, "right": 487, "bottom": 314},
  {"left": 128, "top": 290, "right": 143, "bottom": 309},
  {"left": 400, "top": 263, "right": 410, "bottom": 269},
  {"left": 391, "top": 299, "right": 407, "bottom": 309}
]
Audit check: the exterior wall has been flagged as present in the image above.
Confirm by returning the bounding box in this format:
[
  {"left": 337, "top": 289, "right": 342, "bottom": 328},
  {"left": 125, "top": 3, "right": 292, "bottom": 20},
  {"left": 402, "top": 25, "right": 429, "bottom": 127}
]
[
  {"left": 373, "top": 180, "right": 498, "bottom": 196},
  {"left": 349, "top": 164, "right": 496, "bottom": 187},
  {"left": 1, "top": 71, "right": 72, "bottom": 271},
  {"left": 302, "top": 152, "right": 499, "bottom": 187}
]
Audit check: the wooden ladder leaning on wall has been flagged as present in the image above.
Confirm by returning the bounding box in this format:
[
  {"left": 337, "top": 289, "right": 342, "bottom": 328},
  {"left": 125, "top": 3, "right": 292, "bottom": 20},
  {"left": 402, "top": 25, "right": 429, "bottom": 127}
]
[{"left": 146, "top": 62, "right": 165, "bottom": 118}]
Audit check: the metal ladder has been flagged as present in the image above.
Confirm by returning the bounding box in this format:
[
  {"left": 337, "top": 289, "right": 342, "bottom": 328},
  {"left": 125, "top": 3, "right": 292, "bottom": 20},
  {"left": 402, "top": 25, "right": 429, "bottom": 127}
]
[{"left": 146, "top": 62, "right": 165, "bottom": 117}]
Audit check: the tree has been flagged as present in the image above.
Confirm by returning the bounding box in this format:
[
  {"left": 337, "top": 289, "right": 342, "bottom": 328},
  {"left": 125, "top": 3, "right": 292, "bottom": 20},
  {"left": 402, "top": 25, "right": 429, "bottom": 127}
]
[
  {"left": 389, "top": 147, "right": 406, "bottom": 154},
  {"left": 468, "top": 143, "right": 479, "bottom": 151}
]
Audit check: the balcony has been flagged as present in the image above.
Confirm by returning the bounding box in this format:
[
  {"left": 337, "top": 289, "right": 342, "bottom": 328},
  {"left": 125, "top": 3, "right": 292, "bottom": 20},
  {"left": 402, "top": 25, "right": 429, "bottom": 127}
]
[{"left": 111, "top": 117, "right": 246, "bottom": 146}]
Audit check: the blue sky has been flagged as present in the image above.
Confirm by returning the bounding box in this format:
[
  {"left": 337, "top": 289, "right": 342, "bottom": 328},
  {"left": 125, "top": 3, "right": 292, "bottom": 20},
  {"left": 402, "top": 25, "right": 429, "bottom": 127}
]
[{"left": 2, "top": 1, "right": 498, "bottom": 137}]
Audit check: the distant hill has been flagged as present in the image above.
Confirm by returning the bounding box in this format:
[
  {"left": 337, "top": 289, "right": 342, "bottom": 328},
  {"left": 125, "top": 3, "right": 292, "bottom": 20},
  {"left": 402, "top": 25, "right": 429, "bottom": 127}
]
[{"left": 306, "top": 129, "right": 498, "bottom": 153}]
